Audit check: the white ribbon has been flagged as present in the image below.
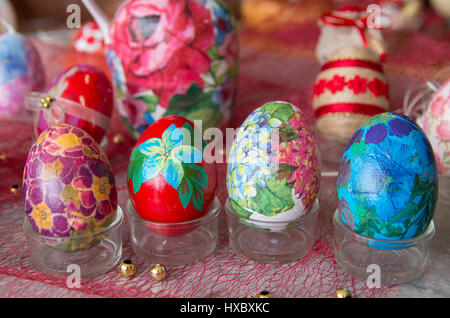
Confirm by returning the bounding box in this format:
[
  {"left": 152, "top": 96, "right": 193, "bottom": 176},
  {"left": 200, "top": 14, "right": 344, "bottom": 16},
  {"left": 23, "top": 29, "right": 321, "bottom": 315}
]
[{"left": 25, "top": 92, "right": 111, "bottom": 138}]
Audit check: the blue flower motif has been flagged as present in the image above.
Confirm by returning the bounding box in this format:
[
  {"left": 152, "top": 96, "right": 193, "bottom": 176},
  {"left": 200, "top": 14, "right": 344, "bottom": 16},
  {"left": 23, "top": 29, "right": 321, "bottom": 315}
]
[
  {"left": 137, "top": 124, "right": 203, "bottom": 190},
  {"left": 213, "top": 5, "right": 232, "bottom": 44}
]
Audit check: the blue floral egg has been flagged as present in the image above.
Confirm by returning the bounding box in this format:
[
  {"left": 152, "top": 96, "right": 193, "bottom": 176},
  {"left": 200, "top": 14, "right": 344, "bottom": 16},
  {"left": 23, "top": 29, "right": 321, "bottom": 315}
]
[{"left": 337, "top": 112, "right": 438, "bottom": 242}]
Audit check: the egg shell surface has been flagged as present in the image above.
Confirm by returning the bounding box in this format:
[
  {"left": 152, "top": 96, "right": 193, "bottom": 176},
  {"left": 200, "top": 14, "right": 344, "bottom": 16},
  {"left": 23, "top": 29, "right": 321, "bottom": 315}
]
[
  {"left": 337, "top": 112, "right": 438, "bottom": 241},
  {"left": 107, "top": 0, "right": 238, "bottom": 138},
  {"left": 0, "top": 33, "right": 45, "bottom": 119},
  {"left": 226, "top": 101, "right": 320, "bottom": 230},
  {"left": 22, "top": 124, "right": 118, "bottom": 250},
  {"left": 127, "top": 115, "right": 217, "bottom": 225},
  {"left": 37, "top": 64, "right": 113, "bottom": 143},
  {"left": 416, "top": 79, "right": 450, "bottom": 176}
]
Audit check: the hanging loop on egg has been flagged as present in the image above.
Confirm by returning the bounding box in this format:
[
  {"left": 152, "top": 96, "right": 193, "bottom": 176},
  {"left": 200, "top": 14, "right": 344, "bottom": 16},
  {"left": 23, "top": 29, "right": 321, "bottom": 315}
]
[
  {"left": 25, "top": 92, "right": 111, "bottom": 139},
  {"left": 401, "top": 66, "right": 450, "bottom": 119}
]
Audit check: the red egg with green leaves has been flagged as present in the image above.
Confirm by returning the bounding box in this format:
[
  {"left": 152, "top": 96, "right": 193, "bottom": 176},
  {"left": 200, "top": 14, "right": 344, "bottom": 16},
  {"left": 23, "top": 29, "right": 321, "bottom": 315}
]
[{"left": 127, "top": 116, "right": 217, "bottom": 230}]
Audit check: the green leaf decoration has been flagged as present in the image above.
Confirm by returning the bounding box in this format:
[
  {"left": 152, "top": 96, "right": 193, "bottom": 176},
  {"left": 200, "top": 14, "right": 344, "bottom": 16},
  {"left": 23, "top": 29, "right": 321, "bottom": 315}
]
[
  {"left": 207, "top": 43, "right": 221, "bottom": 61},
  {"left": 176, "top": 163, "right": 208, "bottom": 211},
  {"left": 164, "top": 83, "right": 221, "bottom": 129},
  {"left": 250, "top": 174, "right": 295, "bottom": 216},
  {"left": 192, "top": 185, "right": 205, "bottom": 212},
  {"left": 127, "top": 148, "right": 147, "bottom": 194},
  {"left": 178, "top": 177, "right": 193, "bottom": 209},
  {"left": 135, "top": 93, "right": 159, "bottom": 113},
  {"left": 279, "top": 124, "right": 301, "bottom": 142},
  {"left": 260, "top": 102, "right": 295, "bottom": 123},
  {"left": 276, "top": 163, "right": 296, "bottom": 183},
  {"left": 184, "top": 163, "right": 208, "bottom": 189},
  {"left": 230, "top": 198, "right": 252, "bottom": 218}
]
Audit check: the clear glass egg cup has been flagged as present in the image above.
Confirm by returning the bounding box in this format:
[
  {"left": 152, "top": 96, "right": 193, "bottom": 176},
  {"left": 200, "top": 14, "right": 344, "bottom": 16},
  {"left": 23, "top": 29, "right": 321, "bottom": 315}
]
[
  {"left": 23, "top": 206, "right": 124, "bottom": 279},
  {"left": 126, "top": 197, "right": 221, "bottom": 266},
  {"left": 225, "top": 199, "right": 320, "bottom": 263},
  {"left": 332, "top": 209, "right": 435, "bottom": 286}
]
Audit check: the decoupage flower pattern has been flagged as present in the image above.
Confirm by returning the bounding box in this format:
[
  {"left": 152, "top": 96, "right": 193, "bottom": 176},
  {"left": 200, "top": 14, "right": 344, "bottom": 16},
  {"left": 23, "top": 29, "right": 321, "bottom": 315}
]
[
  {"left": 337, "top": 113, "right": 438, "bottom": 241},
  {"left": 128, "top": 123, "right": 208, "bottom": 211},
  {"left": 416, "top": 79, "right": 450, "bottom": 175},
  {"left": 107, "top": 0, "right": 238, "bottom": 138},
  {"left": 227, "top": 102, "right": 320, "bottom": 220},
  {"left": 22, "top": 124, "right": 118, "bottom": 248}
]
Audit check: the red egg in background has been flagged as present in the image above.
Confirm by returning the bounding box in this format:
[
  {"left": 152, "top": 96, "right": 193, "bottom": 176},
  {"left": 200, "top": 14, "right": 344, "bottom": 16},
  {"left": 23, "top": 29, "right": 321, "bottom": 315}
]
[
  {"left": 127, "top": 116, "right": 217, "bottom": 236},
  {"left": 36, "top": 64, "right": 113, "bottom": 144}
]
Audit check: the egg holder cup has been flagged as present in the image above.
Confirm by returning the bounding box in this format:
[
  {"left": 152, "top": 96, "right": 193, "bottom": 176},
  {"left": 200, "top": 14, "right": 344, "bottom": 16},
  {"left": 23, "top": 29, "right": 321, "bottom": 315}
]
[
  {"left": 125, "top": 197, "right": 221, "bottom": 266},
  {"left": 23, "top": 206, "right": 124, "bottom": 279},
  {"left": 225, "top": 199, "right": 320, "bottom": 264},
  {"left": 332, "top": 209, "right": 435, "bottom": 286}
]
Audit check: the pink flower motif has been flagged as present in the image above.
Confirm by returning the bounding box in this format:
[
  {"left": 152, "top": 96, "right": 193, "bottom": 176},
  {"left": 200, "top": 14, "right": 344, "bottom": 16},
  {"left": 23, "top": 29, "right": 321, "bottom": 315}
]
[
  {"left": 430, "top": 95, "right": 447, "bottom": 117},
  {"left": 111, "top": 0, "right": 216, "bottom": 107},
  {"left": 327, "top": 75, "right": 346, "bottom": 94},
  {"left": 435, "top": 153, "right": 448, "bottom": 175},
  {"left": 437, "top": 119, "right": 450, "bottom": 141},
  {"left": 346, "top": 76, "right": 367, "bottom": 94},
  {"left": 422, "top": 115, "right": 429, "bottom": 133},
  {"left": 279, "top": 111, "right": 320, "bottom": 210},
  {"left": 218, "top": 32, "right": 238, "bottom": 67}
]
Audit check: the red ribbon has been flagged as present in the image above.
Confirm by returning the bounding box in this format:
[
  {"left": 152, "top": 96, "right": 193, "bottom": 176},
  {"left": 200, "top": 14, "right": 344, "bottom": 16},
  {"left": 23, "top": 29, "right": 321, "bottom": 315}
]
[
  {"left": 321, "top": 12, "right": 370, "bottom": 47},
  {"left": 321, "top": 59, "right": 384, "bottom": 73},
  {"left": 315, "top": 103, "right": 386, "bottom": 118}
]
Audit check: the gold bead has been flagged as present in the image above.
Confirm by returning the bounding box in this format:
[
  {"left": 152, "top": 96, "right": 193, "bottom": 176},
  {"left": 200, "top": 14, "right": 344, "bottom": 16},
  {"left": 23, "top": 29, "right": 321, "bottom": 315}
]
[
  {"left": 10, "top": 185, "right": 20, "bottom": 194},
  {"left": 334, "top": 288, "right": 352, "bottom": 298},
  {"left": 257, "top": 291, "right": 272, "bottom": 298},
  {"left": 113, "top": 133, "right": 125, "bottom": 145},
  {"left": 118, "top": 259, "right": 136, "bottom": 277},
  {"left": 149, "top": 264, "right": 167, "bottom": 281},
  {"left": 0, "top": 152, "right": 8, "bottom": 162},
  {"left": 40, "top": 96, "right": 53, "bottom": 109}
]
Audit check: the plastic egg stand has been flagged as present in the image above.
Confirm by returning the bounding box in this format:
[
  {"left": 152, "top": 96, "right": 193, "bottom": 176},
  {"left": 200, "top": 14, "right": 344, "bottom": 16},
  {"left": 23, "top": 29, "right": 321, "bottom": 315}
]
[
  {"left": 332, "top": 210, "right": 435, "bottom": 286},
  {"left": 23, "top": 207, "right": 124, "bottom": 279},
  {"left": 225, "top": 199, "right": 319, "bottom": 264},
  {"left": 126, "top": 198, "right": 221, "bottom": 266}
]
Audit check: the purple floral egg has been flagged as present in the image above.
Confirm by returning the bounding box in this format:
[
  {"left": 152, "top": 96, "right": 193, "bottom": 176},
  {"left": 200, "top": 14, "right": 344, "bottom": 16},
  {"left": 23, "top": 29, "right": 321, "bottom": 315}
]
[{"left": 22, "top": 124, "right": 117, "bottom": 250}]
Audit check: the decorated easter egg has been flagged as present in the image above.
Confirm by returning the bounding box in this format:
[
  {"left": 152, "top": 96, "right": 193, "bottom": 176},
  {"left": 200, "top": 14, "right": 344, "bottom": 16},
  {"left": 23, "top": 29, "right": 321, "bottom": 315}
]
[
  {"left": 226, "top": 101, "right": 320, "bottom": 231},
  {"left": 107, "top": 0, "right": 238, "bottom": 139},
  {"left": 312, "top": 46, "right": 390, "bottom": 141},
  {"left": 127, "top": 115, "right": 217, "bottom": 224},
  {"left": 0, "top": 33, "right": 45, "bottom": 120},
  {"left": 316, "top": 5, "right": 386, "bottom": 65},
  {"left": 36, "top": 64, "right": 113, "bottom": 144},
  {"left": 22, "top": 124, "right": 118, "bottom": 251},
  {"left": 73, "top": 21, "right": 105, "bottom": 54},
  {"left": 417, "top": 79, "right": 450, "bottom": 176},
  {"left": 337, "top": 112, "right": 438, "bottom": 242}
]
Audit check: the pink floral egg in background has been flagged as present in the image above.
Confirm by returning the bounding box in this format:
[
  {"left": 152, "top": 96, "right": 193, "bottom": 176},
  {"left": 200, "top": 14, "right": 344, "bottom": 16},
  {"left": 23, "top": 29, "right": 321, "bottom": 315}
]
[
  {"left": 417, "top": 79, "right": 450, "bottom": 176},
  {"left": 22, "top": 124, "right": 118, "bottom": 251},
  {"left": 226, "top": 101, "right": 320, "bottom": 232},
  {"left": 105, "top": 0, "right": 238, "bottom": 139},
  {"left": 0, "top": 33, "right": 45, "bottom": 120},
  {"left": 36, "top": 64, "right": 113, "bottom": 144}
]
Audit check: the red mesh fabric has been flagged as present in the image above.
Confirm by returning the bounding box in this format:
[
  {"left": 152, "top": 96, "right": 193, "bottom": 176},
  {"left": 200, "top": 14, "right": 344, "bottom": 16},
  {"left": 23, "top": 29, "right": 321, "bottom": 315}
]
[{"left": 0, "top": 4, "right": 448, "bottom": 297}]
